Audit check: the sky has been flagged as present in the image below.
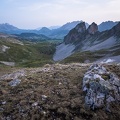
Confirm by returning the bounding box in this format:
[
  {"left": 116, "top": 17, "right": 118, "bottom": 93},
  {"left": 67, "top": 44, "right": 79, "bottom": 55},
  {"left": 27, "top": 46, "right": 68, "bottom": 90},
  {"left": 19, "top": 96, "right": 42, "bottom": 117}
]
[{"left": 0, "top": 0, "right": 120, "bottom": 29}]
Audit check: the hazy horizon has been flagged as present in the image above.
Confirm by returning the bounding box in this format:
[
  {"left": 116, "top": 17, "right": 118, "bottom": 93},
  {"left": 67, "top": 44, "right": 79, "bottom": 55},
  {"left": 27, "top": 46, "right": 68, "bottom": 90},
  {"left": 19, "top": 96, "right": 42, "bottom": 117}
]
[{"left": 0, "top": 0, "right": 120, "bottom": 29}]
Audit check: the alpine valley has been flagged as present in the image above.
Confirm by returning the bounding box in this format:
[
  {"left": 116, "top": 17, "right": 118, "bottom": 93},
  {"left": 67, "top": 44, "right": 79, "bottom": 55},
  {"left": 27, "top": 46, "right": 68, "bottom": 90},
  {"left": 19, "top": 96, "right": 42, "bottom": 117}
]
[{"left": 0, "top": 20, "right": 120, "bottom": 120}]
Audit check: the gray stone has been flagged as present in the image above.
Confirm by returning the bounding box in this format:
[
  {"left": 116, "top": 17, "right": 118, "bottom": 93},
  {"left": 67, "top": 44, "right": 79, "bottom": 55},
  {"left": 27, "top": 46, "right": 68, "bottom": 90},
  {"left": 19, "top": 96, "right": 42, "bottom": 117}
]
[
  {"left": 83, "top": 64, "right": 120, "bottom": 110},
  {"left": 9, "top": 79, "right": 21, "bottom": 87}
]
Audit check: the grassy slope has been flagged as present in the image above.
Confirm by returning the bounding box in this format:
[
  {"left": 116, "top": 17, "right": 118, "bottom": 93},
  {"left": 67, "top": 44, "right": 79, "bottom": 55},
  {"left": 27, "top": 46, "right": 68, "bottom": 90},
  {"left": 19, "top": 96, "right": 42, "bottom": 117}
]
[{"left": 0, "top": 37, "right": 59, "bottom": 67}]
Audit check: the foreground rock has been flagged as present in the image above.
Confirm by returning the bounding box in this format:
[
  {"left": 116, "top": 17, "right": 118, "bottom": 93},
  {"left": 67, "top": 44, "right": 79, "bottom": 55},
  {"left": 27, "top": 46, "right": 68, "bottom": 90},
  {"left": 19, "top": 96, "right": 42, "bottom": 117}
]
[
  {"left": 0, "top": 69, "right": 25, "bottom": 80},
  {"left": 9, "top": 79, "right": 21, "bottom": 87},
  {"left": 83, "top": 64, "right": 120, "bottom": 112}
]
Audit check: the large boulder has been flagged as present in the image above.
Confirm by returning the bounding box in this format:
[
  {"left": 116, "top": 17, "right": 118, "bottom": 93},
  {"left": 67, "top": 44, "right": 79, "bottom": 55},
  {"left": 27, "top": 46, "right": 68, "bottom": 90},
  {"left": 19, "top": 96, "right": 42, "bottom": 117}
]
[{"left": 83, "top": 64, "right": 120, "bottom": 111}]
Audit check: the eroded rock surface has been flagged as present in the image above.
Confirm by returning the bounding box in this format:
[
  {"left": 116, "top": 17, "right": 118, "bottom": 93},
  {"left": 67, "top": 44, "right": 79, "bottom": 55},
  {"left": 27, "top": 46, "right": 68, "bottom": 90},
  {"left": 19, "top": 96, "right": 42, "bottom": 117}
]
[
  {"left": 83, "top": 64, "right": 120, "bottom": 111},
  {"left": 9, "top": 79, "right": 21, "bottom": 87},
  {"left": 0, "top": 69, "right": 25, "bottom": 80}
]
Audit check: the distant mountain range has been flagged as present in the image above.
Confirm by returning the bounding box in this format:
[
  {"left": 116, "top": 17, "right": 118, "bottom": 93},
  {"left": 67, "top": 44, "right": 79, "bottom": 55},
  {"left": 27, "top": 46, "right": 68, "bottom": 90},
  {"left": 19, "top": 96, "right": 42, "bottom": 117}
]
[
  {"left": 0, "top": 20, "right": 120, "bottom": 66},
  {"left": 36, "top": 26, "right": 60, "bottom": 30},
  {"left": 98, "top": 21, "right": 119, "bottom": 32},
  {"left": 53, "top": 21, "right": 120, "bottom": 62},
  {"left": 0, "top": 21, "right": 119, "bottom": 40}
]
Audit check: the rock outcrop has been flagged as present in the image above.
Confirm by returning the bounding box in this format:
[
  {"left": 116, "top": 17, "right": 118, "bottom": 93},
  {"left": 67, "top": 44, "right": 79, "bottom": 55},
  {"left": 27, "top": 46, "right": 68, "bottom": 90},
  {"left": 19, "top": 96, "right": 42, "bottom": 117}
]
[
  {"left": 83, "top": 64, "right": 120, "bottom": 111},
  {"left": 9, "top": 79, "right": 21, "bottom": 87},
  {"left": 75, "top": 22, "right": 86, "bottom": 33},
  {"left": 54, "top": 22, "right": 120, "bottom": 61},
  {"left": 0, "top": 70, "right": 25, "bottom": 80},
  {"left": 64, "top": 22, "right": 120, "bottom": 45},
  {"left": 64, "top": 22, "right": 86, "bottom": 44},
  {"left": 87, "top": 22, "right": 98, "bottom": 34},
  {"left": 64, "top": 22, "right": 99, "bottom": 44}
]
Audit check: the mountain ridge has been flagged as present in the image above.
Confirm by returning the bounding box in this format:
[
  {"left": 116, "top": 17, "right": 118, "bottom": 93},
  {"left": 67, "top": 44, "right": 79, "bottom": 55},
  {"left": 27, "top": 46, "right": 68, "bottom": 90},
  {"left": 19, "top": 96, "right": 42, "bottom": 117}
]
[
  {"left": 53, "top": 22, "right": 120, "bottom": 62},
  {"left": 0, "top": 21, "right": 118, "bottom": 39}
]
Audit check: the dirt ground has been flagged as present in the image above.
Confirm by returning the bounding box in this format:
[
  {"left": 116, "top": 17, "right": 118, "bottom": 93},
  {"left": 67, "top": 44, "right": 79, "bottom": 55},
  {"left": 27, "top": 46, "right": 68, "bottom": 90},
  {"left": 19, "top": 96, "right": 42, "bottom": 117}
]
[{"left": 0, "top": 63, "right": 120, "bottom": 120}]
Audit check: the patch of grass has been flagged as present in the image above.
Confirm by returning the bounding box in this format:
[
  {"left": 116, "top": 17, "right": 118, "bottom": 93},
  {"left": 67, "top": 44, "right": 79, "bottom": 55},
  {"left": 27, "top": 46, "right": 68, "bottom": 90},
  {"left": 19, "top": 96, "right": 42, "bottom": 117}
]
[
  {"left": 19, "top": 59, "right": 54, "bottom": 68},
  {"left": 101, "top": 74, "right": 110, "bottom": 80},
  {"left": 61, "top": 51, "right": 103, "bottom": 63}
]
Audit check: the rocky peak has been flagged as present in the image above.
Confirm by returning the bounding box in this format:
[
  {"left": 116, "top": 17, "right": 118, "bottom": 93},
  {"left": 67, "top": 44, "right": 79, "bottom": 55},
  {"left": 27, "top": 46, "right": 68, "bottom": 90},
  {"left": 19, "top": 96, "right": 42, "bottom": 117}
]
[
  {"left": 87, "top": 22, "right": 98, "bottom": 34},
  {"left": 64, "top": 22, "right": 86, "bottom": 44},
  {"left": 75, "top": 22, "right": 86, "bottom": 33}
]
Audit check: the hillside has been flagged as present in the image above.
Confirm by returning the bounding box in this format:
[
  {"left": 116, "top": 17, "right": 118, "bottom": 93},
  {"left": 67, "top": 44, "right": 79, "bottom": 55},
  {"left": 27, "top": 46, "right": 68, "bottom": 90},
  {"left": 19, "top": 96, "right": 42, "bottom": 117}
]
[
  {"left": 0, "top": 63, "right": 120, "bottom": 119},
  {"left": 0, "top": 33, "right": 56, "bottom": 67}
]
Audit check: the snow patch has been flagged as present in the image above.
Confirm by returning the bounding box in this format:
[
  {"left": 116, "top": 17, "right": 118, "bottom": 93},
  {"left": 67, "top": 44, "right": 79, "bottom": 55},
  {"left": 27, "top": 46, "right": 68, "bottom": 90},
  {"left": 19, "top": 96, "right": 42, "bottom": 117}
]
[{"left": 53, "top": 43, "right": 75, "bottom": 61}]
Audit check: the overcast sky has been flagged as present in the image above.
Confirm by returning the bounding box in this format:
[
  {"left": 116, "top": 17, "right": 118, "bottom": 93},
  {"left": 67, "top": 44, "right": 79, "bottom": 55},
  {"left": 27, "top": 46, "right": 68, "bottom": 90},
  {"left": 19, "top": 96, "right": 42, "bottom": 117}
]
[{"left": 0, "top": 0, "right": 120, "bottom": 29}]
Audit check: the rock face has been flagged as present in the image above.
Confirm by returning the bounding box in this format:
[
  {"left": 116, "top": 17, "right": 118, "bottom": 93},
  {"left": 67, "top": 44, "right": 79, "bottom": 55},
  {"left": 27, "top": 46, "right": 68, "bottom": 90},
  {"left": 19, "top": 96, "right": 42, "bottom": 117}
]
[
  {"left": 64, "top": 22, "right": 86, "bottom": 44},
  {"left": 64, "top": 22, "right": 120, "bottom": 45},
  {"left": 75, "top": 22, "right": 86, "bottom": 33},
  {"left": 83, "top": 64, "right": 120, "bottom": 111},
  {"left": 87, "top": 22, "right": 98, "bottom": 34},
  {"left": 64, "top": 22, "right": 99, "bottom": 44}
]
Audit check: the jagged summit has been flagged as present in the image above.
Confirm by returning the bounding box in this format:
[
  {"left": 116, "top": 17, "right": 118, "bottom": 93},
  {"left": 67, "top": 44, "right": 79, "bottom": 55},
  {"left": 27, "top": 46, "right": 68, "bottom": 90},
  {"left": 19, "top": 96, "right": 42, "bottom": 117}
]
[
  {"left": 87, "top": 22, "right": 98, "bottom": 34},
  {"left": 73, "top": 22, "right": 86, "bottom": 33},
  {"left": 64, "top": 22, "right": 120, "bottom": 45},
  {"left": 64, "top": 22, "right": 98, "bottom": 44},
  {"left": 64, "top": 22, "right": 86, "bottom": 44}
]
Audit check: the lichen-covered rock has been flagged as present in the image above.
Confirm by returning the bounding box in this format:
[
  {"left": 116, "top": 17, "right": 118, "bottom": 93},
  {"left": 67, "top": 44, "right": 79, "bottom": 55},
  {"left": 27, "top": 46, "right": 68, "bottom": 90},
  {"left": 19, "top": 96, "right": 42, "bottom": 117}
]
[
  {"left": 9, "top": 79, "right": 21, "bottom": 87},
  {"left": 83, "top": 64, "right": 120, "bottom": 111},
  {"left": 0, "top": 69, "right": 25, "bottom": 80}
]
